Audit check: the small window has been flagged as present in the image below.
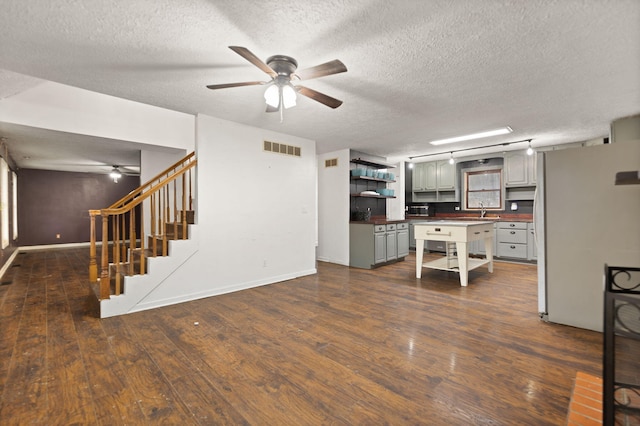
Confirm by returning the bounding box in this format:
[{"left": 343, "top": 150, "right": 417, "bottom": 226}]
[{"left": 465, "top": 169, "right": 503, "bottom": 210}]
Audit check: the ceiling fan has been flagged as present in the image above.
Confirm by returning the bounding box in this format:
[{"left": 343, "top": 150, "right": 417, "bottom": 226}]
[{"left": 206, "top": 46, "right": 347, "bottom": 118}]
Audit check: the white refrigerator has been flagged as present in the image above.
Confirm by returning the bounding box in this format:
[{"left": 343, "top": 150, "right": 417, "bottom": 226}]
[{"left": 536, "top": 139, "right": 640, "bottom": 332}]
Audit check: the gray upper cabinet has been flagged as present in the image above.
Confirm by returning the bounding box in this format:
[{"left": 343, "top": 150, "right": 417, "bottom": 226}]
[
  {"left": 424, "top": 162, "right": 438, "bottom": 191},
  {"left": 504, "top": 151, "right": 528, "bottom": 186},
  {"left": 413, "top": 160, "right": 455, "bottom": 191},
  {"left": 504, "top": 150, "right": 536, "bottom": 187},
  {"left": 436, "top": 160, "right": 456, "bottom": 190},
  {"left": 412, "top": 163, "right": 425, "bottom": 191}
]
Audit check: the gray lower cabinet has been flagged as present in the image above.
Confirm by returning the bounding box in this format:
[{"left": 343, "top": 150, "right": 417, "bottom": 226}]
[
  {"left": 385, "top": 224, "right": 397, "bottom": 261},
  {"left": 397, "top": 223, "right": 409, "bottom": 258},
  {"left": 374, "top": 227, "right": 387, "bottom": 264},
  {"left": 496, "top": 221, "right": 528, "bottom": 259},
  {"left": 350, "top": 222, "right": 409, "bottom": 269}
]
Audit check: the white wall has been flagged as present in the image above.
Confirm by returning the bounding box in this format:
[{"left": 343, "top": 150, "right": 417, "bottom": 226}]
[
  {"left": 0, "top": 81, "right": 194, "bottom": 151},
  {"left": 139, "top": 114, "right": 317, "bottom": 305},
  {"left": 140, "top": 149, "right": 189, "bottom": 236},
  {"left": 317, "top": 149, "right": 350, "bottom": 265},
  {"left": 386, "top": 161, "right": 406, "bottom": 220}
]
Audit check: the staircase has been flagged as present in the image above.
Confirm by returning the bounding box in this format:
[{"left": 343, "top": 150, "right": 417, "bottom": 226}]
[{"left": 88, "top": 152, "right": 198, "bottom": 318}]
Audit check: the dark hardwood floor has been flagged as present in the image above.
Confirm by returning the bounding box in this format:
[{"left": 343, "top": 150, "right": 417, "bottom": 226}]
[{"left": 0, "top": 248, "right": 601, "bottom": 425}]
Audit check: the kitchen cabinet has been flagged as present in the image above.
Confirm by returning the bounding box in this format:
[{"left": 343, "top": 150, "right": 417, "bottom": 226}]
[
  {"left": 350, "top": 222, "right": 409, "bottom": 269},
  {"left": 437, "top": 160, "right": 456, "bottom": 190},
  {"left": 396, "top": 222, "right": 409, "bottom": 258},
  {"left": 412, "top": 162, "right": 436, "bottom": 191},
  {"left": 504, "top": 150, "right": 537, "bottom": 187},
  {"left": 385, "top": 224, "right": 397, "bottom": 261},
  {"left": 412, "top": 160, "right": 459, "bottom": 203},
  {"left": 374, "top": 227, "right": 387, "bottom": 264},
  {"left": 504, "top": 150, "right": 537, "bottom": 200},
  {"left": 414, "top": 160, "right": 455, "bottom": 191},
  {"left": 496, "top": 221, "right": 528, "bottom": 259}
]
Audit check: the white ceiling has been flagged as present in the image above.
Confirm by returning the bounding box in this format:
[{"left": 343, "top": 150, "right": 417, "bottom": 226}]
[{"left": 0, "top": 0, "right": 638, "bottom": 172}]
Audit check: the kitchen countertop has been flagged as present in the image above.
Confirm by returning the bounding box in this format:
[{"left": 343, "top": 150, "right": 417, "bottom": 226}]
[
  {"left": 406, "top": 214, "right": 533, "bottom": 222},
  {"left": 350, "top": 217, "right": 409, "bottom": 225},
  {"left": 412, "top": 220, "right": 496, "bottom": 226},
  {"left": 350, "top": 214, "right": 532, "bottom": 225}
]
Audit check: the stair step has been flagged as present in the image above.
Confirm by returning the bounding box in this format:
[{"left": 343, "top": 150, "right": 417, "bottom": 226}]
[
  {"left": 109, "top": 262, "right": 138, "bottom": 277},
  {"left": 165, "top": 222, "right": 188, "bottom": 239},
  {"left": 147, "top": 236, "right": 170, "bottom": 255},
  {"left": 131, "top": 248, "right": 164, "bottom": 258},
  {"left": 180, "top": 210, "right": 195, "bottom": 224}
]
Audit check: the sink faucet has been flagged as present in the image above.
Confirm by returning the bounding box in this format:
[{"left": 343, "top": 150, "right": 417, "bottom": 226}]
[{"left": 480, "top": 202, "right": 486, "bottom": 218}]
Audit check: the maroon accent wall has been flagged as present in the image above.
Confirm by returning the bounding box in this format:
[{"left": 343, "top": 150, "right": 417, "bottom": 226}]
[{"left": 17, "top": 169, "right": 140, "bottom": 246}]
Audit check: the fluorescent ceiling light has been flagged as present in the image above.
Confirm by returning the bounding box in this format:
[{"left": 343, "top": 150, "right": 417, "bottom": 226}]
[{"left": 430, "top": 127, "right": 513, "bottom": 146}]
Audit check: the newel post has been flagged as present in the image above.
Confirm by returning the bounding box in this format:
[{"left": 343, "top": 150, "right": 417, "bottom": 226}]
[{"left": 88, "top": 210, "right": 99, "bottom": 282}]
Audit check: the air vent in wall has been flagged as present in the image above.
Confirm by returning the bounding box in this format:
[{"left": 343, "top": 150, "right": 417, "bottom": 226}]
[
  {"left": 264, "top": 140, "right": 301, "bottom": 157},
  {"left": 325, "top": 158, "right": 338, "bottom": 167}
]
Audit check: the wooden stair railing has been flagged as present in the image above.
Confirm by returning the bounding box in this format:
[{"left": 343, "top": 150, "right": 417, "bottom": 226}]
[{"left": 89, "top": 153, "right": 197, "bottom": 300}]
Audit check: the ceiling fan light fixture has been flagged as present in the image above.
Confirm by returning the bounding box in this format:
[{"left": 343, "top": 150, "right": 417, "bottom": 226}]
[
  {"left": 282, "top": 84, "right": 297, "bottom": 109},
  {"left": 430, "top": 127, "right": 513, "bottom": 145},
  {"left": 109, "top": 166, "right": 122, "bottom": 183},
  {"left": 264, "top": 85, "right": 280, "bottom": 108}
]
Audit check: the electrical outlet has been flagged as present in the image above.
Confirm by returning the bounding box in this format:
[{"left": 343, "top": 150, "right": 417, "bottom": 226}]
[
  {"left": 55, "top": 233, "right": 61, "bottom": 239},
  {"left": 454, "top": 206, "right": 460, "bottom": 211}
]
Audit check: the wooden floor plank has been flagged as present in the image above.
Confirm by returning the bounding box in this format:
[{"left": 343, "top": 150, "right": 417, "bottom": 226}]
[
  {"left": 0, "top": 248, "right": 602, "bottom": 425},
  {"left": 0, "top": 253, "right": 48, "bottom": 424},
  {"left": 45, "top": 254, "right": 98, "bottom": 426}
]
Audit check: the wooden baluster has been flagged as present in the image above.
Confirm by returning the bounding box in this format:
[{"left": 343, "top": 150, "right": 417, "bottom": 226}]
[
  {"left": 100, "top": 213, "right": 110, "bottom": 299},
  {"left": 188, "top": 167, "right": 193, "bottom": 211},
  {"left": 139, "top": 204, "right": 145, "bottom": 275},
  {"left": 120, "top": 213, "right": 126, "bottom": 270},
  {"left": 114, "top": 215, "right": 121, "bottom": 296},
  {"left": 89, "top": 210, "right": 98, "bottom": 282},
  {"left": 181, "top": 171, "right": 187, "bottom": 238},
  {"left": 162, "top": 185, "right": 168, "bottom": 256},
  {"left": 151, "top": 193, "right": 157, "bottom": 257},
  {"left": 129, "top": 208, "right": 135, "bottom": 276},
  {"left": 173, "top": 179, "right": 178, "bottom": 239}
]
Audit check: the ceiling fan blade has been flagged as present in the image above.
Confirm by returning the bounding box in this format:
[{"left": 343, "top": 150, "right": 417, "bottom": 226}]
[
  {"left": 229, "top": 46, "right": 278, "bottom": 78},
  {"left": 206, "top": 81, "right": 265, "bottom": 90},
  {"left": 266, "top": 104, "right": 279, "bottom": 113},
  {"left": 296, "top": 86, "right": 343, "bottom": 109},
  {"left": 296, "top": 59, "right": 347, "bottom": 80}
]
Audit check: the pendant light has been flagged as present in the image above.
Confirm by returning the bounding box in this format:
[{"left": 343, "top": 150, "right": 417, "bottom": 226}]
[{"left": 526, "top": 140, "right": 534, "bottom": 156}]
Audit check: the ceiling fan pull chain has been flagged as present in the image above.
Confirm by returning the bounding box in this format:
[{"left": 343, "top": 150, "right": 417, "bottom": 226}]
[{"left": 279, "top": 88, "right": 284, "bottom": 123}]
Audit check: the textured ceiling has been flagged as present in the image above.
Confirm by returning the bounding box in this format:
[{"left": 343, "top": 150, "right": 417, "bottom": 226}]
[{"left": 0, "top": 0, "right": 639, "bottom": 171}]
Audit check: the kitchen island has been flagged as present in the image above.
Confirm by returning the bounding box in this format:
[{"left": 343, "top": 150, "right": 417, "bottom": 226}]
[{"left": 414, "top": 220, "right": 495, "bottom": 286}]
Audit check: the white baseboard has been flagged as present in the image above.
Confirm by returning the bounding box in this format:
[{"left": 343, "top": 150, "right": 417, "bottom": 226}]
[{"left": 19, "top": 242, "right": 93, "bottom": 251}]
